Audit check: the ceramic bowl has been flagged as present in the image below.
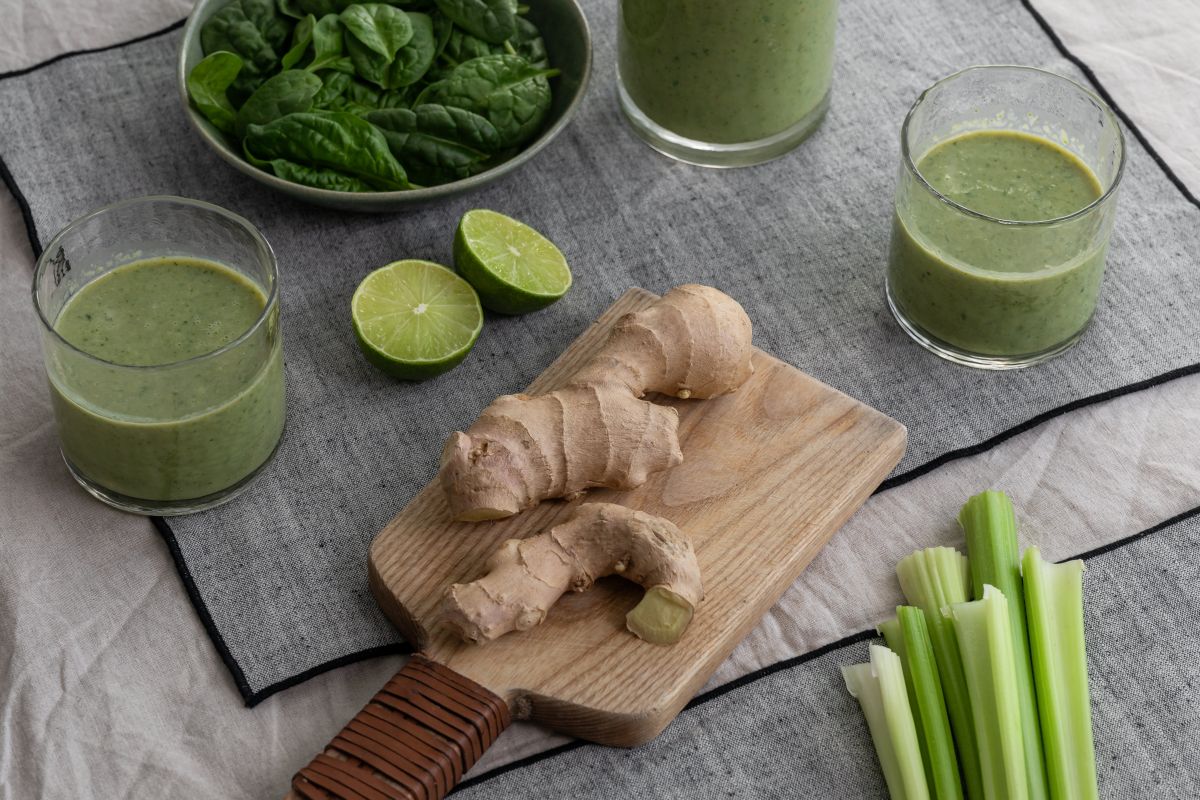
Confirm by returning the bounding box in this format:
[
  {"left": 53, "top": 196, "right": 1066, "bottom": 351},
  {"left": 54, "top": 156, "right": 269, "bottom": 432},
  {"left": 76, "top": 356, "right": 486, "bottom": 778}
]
[{"left": 177, "top": 0, "right": 592, "bottom": 212}]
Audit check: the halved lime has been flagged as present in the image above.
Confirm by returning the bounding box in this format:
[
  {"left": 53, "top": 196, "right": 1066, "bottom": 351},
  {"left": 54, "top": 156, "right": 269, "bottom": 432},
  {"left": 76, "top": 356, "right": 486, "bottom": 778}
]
[
  {"left": 351, "top": 260, "right": 483, "bottom": 380},
  {"left": 453, "top": 209, "right": 572, "bottom": 315}
]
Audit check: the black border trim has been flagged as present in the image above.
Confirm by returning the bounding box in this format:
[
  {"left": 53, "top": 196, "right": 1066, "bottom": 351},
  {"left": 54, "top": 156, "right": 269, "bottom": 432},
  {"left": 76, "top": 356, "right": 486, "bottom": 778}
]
[
  {"left": 0, "top": 18, "right": 186, "bottom": 83},
  {"left": 451, "top": 502, "right": 1200, "bottom": 791},
  {"left": 0, "top": 0, "right": 1196, "bottom": 719}
]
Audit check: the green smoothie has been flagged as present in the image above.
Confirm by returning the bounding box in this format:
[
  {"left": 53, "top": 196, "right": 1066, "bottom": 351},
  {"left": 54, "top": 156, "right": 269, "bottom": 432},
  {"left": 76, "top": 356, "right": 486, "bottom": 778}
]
[
  {"left": 48, "top": 257, "right": 285, "bottom": 502},
  {"left": 888, "top": 130, "right": 1106, "bottom": 357},
  {"left": 618, "top": 0, "right": 837, "bottom": 144}
]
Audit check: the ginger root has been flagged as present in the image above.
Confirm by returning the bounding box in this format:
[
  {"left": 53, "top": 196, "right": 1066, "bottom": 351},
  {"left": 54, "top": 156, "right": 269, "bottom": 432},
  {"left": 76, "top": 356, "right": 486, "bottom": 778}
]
[
  {"left": 442, "top": 503, "right": 703, "bottom": 645},
  {"left": 439, "top": 285, "right": 754, "bottom": 521}
]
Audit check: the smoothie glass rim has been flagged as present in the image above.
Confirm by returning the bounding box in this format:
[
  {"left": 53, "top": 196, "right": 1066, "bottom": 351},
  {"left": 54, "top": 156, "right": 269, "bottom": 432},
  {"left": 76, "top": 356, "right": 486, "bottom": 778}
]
[
  {"left": 900, "top": 64, "right": 1126, "bottom": 228},
  {"left": 32, "top": 194, "right": 279, "bottom": 372}
]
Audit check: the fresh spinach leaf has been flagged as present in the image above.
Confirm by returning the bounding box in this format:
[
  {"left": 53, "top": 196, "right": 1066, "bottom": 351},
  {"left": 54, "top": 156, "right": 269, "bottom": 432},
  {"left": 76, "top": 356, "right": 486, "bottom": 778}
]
[
  {"left": 244, "top": 111, "right": 409, "bottom": 189},
  {"left": 433, "top": 0, "right": 517, "bottom": 44},
  {"left": 341, "top": 4, "right": 416, "bottom": 86},
  {"left": 235, "top": 69, "right": 323, "bottom": 136},
  {"left": 277, "top": 0, "right": 306, "bottom": 18},
  {"left": 186, "top": 51, "right": 244, "bottom": 135},
  {"left": 388, "top": 12, "right": 437, "bottom": 87},
  {"left": 240, "top": 0, "right": 293, "bottom": 51},
  {"left": 312, "top": 70, "right": 353, "bottom": 106},
  {"left": 420, "top": 54, "right": 555, "bottom": 147},
  {"left": 270, "top": 160, "right": 374, "bottom": 190},
  {"left": 280, "top": 14, "right": 316, "bottom": 69},
  {"left": 368, "top": 104, "right": 499, "bottom": 183},
  {"left": 511, "top": 16, "right": 547, "bottom": 68},
  {"left": 440, "top": 27, "right": 503, "bottom": 65},
  {"left": 340, "top": 4, "right": 413, "bottom": 59},
  {"left": 431, "top": 11, "right": 454, "bottom": 58},
  {"left": 201, "top": 0, "right": 289, "bottom": 102}
]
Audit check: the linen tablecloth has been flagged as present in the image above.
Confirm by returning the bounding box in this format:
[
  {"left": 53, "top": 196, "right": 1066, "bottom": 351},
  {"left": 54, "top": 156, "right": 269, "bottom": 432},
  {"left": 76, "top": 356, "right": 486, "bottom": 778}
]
[{"left": 2, "top": 0, "right": 1198, "bottom": 797}]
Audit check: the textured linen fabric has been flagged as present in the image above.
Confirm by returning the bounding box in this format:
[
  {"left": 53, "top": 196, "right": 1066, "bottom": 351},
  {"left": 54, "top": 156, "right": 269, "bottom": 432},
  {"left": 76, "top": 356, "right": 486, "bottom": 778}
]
[{"left": 1, "top": 0, "right": 1199, "bottom": 698}]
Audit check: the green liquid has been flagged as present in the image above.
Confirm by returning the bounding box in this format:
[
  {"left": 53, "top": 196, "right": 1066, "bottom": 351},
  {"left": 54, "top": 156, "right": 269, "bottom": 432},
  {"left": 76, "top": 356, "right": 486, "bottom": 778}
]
[
  {"left": 618, "top": 0, "right": 837, "bottom": 144},
  {"left": 50, "top": 257, "right": 285, "bottom": 502},
  {"left": 888, "top": 130, "right": 1107, "bottom": 357}
]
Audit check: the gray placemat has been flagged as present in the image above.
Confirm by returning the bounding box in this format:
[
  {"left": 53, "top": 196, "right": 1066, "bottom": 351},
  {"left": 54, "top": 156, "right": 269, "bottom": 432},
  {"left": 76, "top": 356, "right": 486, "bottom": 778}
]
[
  {"left": 455, "top": 507, "right": 1200, "bottom": 798},
  {"left": 2, "top": 0, "right": 1198, "bottom": 699}
]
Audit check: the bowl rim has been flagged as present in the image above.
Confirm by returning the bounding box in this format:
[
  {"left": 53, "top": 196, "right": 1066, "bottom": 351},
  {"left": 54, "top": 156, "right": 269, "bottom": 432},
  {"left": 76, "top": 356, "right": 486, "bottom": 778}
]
[{"left": 176, "top": 0, "right": 592, "bottom": 204}]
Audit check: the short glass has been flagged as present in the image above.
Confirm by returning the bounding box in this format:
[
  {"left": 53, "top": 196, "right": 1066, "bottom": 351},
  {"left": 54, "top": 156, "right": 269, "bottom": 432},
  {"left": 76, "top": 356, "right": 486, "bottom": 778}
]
[
  {"left": 617, "top": 0, "right": 838, "bottom": 168},
  {"left": 33, "top": 196, "right": 286, "bottom": 515},
  {"left": 886, "top": 66, "right": 1126, "bottom": 369}
]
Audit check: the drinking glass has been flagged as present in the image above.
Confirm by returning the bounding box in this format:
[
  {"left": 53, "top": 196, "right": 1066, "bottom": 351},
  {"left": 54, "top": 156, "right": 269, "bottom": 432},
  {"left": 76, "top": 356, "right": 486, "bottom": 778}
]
[
  {"left": 617, "top": 0, "right": 838, "bottom": 167},
  {"left": 886, "top": 66, "right": 1125, "bottom": 369},
  {"left": 32, "top": 196, "right": 285, "bottom": 514}
]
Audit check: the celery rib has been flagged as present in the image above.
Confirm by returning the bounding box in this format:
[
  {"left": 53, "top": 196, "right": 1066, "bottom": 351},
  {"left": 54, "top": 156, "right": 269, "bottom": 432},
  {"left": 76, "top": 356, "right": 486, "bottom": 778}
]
[
  {"left": 1023, "top": 548, "right": 1098, "bottom": 800},
  {"left": 951, "top": 585, "right": 1030, "bottom": 800},
  {"left": 897, "top": 547, "right": 984, "bottom": 800},
  {"left": 959, "top": 491, "right": 1050, "bottom": 800},
  {"left": 843, "top": 644, "right": 932, "bottom": 800},
  {"left": 882, "top": 608, "right": 965, "bottom": 800}
]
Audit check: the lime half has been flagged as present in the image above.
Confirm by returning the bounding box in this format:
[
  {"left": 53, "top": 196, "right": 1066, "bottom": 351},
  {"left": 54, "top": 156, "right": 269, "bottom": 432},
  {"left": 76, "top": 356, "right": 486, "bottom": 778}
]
[
  {"left": 351, "top": 260, "right": 483, "bottom": 380},
  {"left": 453, "top": 209, "right": 572, "bottom": 314}
]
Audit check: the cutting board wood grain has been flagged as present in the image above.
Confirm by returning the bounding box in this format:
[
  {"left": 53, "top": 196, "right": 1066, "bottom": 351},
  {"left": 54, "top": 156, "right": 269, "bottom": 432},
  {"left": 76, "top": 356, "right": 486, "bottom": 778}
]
[{"left": 289, "top": 289, "right": 905, "bottom": 800}]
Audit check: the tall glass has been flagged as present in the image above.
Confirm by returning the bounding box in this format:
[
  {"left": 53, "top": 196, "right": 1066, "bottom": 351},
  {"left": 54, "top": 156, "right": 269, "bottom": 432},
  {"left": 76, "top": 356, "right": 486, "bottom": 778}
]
[
  {"left": 33, "top": 196, "right": 286, "bottom": 515},
  {"left": 886, "top": 66, "right": 1125, "bottom": 369},
  {"left": 617, "top": 0, "right": 838, "bottom": 167}
]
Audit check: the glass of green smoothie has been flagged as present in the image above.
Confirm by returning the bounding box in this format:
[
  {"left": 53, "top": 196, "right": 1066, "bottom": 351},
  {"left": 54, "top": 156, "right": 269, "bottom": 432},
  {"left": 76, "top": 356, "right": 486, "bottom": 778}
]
[
  {"left": 886, "top": 66, "right": 1125, "bottom": 369},
  {"left": 33, "top": 196, "right": 286, "bottom": 514},
  {"left": 617, "top": 0, "right": 838, "bottom": 167}
]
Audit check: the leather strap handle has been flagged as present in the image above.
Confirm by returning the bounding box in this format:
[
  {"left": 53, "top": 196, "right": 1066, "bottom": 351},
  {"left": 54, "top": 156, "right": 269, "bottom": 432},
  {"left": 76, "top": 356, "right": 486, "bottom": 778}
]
[{"left": 288, "top": 656, "right": 511, "bottom": 800}]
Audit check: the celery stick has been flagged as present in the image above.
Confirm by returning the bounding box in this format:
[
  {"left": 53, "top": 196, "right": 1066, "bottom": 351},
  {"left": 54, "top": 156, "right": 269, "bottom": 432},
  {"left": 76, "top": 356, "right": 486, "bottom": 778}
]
[
  {"left": 898, "top": 606, "right": 966, "bottom": 800},
  {"left": 1023, "top": 548, "right": 1098, "bottom": 800},
  {"left": 951, "top": 585, "right": 1029, "bottom": 800},
  {"left": 897, "top": 547, "right": 984, "bottom": 800},
  {"left": 959, "top": 491, "right": 1049, "bottom": 800},
  {"left": 843, "top": 645, "right": 932, "bottom": 800}
]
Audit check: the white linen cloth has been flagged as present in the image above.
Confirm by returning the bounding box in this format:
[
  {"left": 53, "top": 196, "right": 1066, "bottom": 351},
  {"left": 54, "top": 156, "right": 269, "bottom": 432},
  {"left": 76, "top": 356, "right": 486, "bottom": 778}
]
[{"left": 1, "top": 0, "right": 1198, "bottom": 797}]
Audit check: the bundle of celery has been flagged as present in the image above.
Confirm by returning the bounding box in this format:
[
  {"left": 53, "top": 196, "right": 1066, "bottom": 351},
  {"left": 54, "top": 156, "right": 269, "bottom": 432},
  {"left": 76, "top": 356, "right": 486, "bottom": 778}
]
[{"left": 842, "top": 490, "right": 1098, "bottom": 800}]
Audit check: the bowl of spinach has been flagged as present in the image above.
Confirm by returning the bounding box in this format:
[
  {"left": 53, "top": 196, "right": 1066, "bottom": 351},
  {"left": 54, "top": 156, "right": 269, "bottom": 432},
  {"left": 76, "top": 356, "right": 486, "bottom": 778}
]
[{"left": 177, "top": 0, "right": 591, "bottom": 211}]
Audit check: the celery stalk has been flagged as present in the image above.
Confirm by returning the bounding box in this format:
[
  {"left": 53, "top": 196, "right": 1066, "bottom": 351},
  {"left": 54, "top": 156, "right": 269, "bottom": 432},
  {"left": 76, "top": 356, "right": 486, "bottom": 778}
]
[
  {"left": 882, "top": 609, "right": 966, "bottom": 800},
  {"left": 959, "top": 491, "right": 1050, "bottom": 800},
  {"left": 843, "top": 644, "right": 932, "bottom": 800},
  {"left": 951, "top": 585, "right": 1029, "bottom": 800},
  {"left": 1022, "top": 548, "right": 1098, "bottom": 800},
  {"left": 897, "top": 547, "right": 984, "bottom": 800}
]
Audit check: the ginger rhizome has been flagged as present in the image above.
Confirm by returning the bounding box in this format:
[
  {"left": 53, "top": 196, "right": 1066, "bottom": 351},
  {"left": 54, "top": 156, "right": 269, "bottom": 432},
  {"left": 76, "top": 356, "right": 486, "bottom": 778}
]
[
  {"left": 442, "top": 503, "right": 704, "bottom": 645},
  {"left": 438, "top": 284, "right": 754, "bottom": 521}
]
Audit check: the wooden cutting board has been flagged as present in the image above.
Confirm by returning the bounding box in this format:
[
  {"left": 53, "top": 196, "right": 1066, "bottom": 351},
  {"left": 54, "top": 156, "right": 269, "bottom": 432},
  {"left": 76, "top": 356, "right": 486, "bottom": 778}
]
[{"left": 288, "top": 289, "right": 905, "bottom": 800}]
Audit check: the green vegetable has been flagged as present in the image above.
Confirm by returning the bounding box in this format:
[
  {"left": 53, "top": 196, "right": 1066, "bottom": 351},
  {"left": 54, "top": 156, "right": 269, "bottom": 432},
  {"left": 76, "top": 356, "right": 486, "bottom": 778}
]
[
  {"left": 511, "top": 15, "right": 547, "bottom": 68},
  {"left": 245, "top": 111, "right": 409, "bottom": 189},
  {"left": 280, "top": 13, "right": 316, "bottom": 68},
  {"left": 843, "top": 644, "right": 932, "bottom": 800},
  {"left": 880, "top": 608, "right": 964, "bottom": 800},
  {"left": 959, "top": 491, "right": 1049, "bottom": 800},
  {"left": 951, "top": 586, "right": 1030, "bottom": 800},
  {"left": 312, "top": 69, "right": 353, "bottom": 106},
  {"left": 420, "top": 54, "right": 556, "bottom": 147},
  {"left": 235, "top": 69, "right": 323, "bottom": 136},
  {"left": 388, "top": 12, "right": 438, "bottom": 87},
  {"left": 201, "top": 0, "right": 290, "bottom": 102},
  {"left": 1022, "top": 548, "right": 1098, "bottom": 800},
  {"left": 186, "top": 51, "right": 244, "bottom": 134},
  {"left": 192, "top": 0, "right": 555, "bottom": 192},
  {"left": 433, "top": 0, "right": 517, "bottom": 44},
  {"left": 340, "top": 3, "right": 414, "bottom": 87},
  {"left": 368, "top": 105, "right": 499, "bottom": 184},
  {"left": 897, "top": 547, "right": 985, "bottom": 800},
  {"left": 270, "top": 159, "right": 374, "bottom": 190}
]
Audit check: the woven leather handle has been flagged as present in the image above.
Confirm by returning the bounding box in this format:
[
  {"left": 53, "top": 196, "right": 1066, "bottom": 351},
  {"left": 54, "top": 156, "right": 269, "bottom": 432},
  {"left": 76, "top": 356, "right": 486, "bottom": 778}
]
[{"left": 288, "top": 655, "right": 511, "bottom": 800}]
